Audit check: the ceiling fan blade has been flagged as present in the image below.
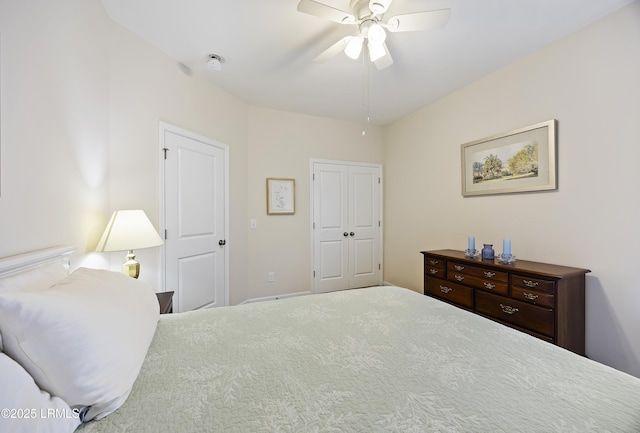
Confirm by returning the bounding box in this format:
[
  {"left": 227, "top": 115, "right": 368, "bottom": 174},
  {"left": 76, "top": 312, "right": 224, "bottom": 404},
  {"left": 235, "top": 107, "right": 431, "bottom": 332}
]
[
  {"left": 374, "top": 43, "right": 394, "bottom": 70},
  {"left": 297, "top": 0, "right": 356, "bottom": 24},
  {"left": 313, "top": 36, "right": 352, "bottom": 63},
  {"left": 369, "top": 0, "right": 393, "bottom": 14},
  {"left": 385, "top": 8, "right": 451, "bottom": 32}
]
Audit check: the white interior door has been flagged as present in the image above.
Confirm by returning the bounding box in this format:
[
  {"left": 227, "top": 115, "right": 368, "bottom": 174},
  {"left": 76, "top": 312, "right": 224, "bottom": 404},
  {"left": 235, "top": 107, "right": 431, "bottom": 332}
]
[
  {"left": 312, "top": 160, "right": 382, "bottom": 293},
  {"left": 349, "top": 165, "right": 380, "bottom": 288},
  {"left": 161, "top": 123, "right": 228, "bottom": 312},
  {"left": 313, "top": 163, "right": 350, "bottom": 293}
]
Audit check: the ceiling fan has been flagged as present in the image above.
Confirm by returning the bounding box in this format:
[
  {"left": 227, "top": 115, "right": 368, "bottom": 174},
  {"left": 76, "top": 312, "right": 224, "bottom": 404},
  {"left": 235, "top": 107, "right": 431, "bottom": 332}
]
[{"left": 297, "top": 0, "right": 451, "bottom": 70}]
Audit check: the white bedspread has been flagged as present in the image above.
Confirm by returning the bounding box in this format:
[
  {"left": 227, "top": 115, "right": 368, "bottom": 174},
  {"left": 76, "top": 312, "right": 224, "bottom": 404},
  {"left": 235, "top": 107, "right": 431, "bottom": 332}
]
[{"left": 79, "top": 286, "right": 640, "bottom": 432}]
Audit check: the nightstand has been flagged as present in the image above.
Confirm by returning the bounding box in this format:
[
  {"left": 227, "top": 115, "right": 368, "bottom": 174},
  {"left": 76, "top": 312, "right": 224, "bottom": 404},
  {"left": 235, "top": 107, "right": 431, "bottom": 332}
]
[{"left": 156, "top": 291, "right": 174, "bottom": 314}]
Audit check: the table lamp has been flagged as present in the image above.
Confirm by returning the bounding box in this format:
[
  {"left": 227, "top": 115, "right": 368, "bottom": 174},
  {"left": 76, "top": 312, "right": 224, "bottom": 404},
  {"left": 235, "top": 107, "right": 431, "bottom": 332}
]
[{"left": 95, "top": 210, "right": 164, "bottom": 278}]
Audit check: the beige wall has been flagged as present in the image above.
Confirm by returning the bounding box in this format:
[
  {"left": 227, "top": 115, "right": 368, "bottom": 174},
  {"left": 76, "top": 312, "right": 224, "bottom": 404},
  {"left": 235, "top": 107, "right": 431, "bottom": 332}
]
[
  {"left": 383, "top": 2, "right": 640, "bottom": 376},
  {"left": 247, "top": 107, "right": 383, "bottom": 300},
  {"left": 106, "top": 21, "right": 250, "bottom": 303},
  {"left": 0, "top": 0, "right": 250, "bottom": 304},
  {"left": 0, "top": 0, "right": 111, "bottom": 260}
]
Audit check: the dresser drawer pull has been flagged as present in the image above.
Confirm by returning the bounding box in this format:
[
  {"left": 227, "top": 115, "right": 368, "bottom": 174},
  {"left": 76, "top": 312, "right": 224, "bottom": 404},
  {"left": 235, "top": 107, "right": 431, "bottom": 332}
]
[
  {"left": 483, "top": 282, "right": 496, "bottom": 290},
  {"left": 454, "top": 265, "right": 465, "bottom": 271},
  {"left": 454, "top": 275, "right": 465, "bottom": 282},
  {"left": 500, "top": 304, "right": 519, "bottom": 315},
  {"left": 484, "top": 271, "right": 496, "bottom": 278},
  {"left": 440, "top": 286, "right": 453, "bottom": 294},
  {"left": 523, "top": 280, "right": 539, "bottom": 288},
  {"left": 429, "top": 259, "right": 439, "bottom": 265},
  {"left": 523, "top": 292, "right": 539, "bottom": 301},
  {"left": 429, "top": 268, "right": 438, "bottom": 275}
]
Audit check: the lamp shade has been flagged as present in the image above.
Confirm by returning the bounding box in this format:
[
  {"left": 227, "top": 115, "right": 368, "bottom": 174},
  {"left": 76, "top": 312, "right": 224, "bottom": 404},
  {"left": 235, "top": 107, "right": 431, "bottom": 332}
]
[
  {"left": 367, "top": 23, "right": 386, "bottom": 44},
  {"left": 95, "top": 210, "right": 163, "bottom": 252},
  {"left": 368, "top": 41, "right": 386, "bottom": 62},
  {"left": 345, "top": 35, "right": 364, "bottom": 60}
]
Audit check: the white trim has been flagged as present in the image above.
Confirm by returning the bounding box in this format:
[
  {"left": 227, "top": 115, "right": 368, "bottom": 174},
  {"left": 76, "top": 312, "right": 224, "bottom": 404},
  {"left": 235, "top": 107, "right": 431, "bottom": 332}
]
[
  {"left": 239, "top": 291, "right": 312, "bottom": 304},
  {"left": 309, "top": 158, "right": 384, "bottom": 294},
  {"left": 158, "top": 122, "right": 230, "bottom": 307},
  {"left": 0, "top": 246, "right": 75, "bottom": 277}
]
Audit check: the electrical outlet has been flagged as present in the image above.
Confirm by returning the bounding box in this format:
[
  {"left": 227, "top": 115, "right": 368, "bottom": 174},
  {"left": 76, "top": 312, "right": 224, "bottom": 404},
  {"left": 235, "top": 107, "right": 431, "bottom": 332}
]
[
  {"left": 268, "top": 272, "right": 275, "bottom": 282},
  {"left": 250, "top": 219, "right": 257, "bottom": 229}
]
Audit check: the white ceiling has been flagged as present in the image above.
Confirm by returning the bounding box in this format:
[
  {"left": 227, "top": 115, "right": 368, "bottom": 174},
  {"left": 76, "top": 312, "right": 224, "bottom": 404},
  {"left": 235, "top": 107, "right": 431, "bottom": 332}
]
[{"left": 100, "top": 0, "right": 635, "bottom": 125}]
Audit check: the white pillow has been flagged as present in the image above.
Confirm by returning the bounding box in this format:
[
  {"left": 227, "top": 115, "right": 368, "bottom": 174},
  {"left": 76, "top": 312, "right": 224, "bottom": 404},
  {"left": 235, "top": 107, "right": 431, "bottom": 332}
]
[
  {"left": 0, "top": 261, "right": 68, "bottom": 352},
  {"left": 0, "top": 352, "right": 81, "bottom": 433},
  {"left": 0, "top": 261, "right": 68, "bottom": 293},
  {"left": 0, "top": 268, "right": 159, "bottom": 421},
  {"left": 0, "top": 260, "right": 68, "bottom": 352}
]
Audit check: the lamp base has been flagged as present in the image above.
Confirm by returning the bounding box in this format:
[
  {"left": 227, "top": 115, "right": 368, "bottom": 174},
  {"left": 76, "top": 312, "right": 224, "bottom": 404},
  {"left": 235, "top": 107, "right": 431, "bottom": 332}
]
[{"left": 122, "top": 250, "right": 140, "bottom": 279}]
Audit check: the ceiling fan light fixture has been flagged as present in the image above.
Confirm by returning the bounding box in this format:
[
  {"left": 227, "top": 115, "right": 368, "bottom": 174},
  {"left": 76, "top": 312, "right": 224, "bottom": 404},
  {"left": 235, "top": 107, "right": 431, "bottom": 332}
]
[
  {"left": 367, "top": 23, "right": 386, "bottom": 44},
  {"left": 368, "top": 41, "right": 385, "bottom": 62},
  {"left": 345, "top": 36, "right": 364, "bottom": 59}
]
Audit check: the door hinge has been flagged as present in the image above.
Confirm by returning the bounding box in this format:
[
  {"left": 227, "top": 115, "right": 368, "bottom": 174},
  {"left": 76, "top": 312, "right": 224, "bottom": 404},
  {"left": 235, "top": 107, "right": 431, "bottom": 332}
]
[
  {"left": 163, "top": 148, "right": 169, "bottom": 160},
  {"left": 164, "top": 229, "right": 168, "bottom": 240},
  {"left": 313, "top": 271, "right": 316, "bottom": 277},
  {"left": 313, "top": 222, "right": 315, "bottom": 229},
  {"left": 378, "top": 177, "right": 381, "bottom": 184},
  {"left": 312, "top": 173, "right": 315, "bottom": 181},
  {"left": 378, "top": 220, "right": 381, "bottom": 227},
  {"left": 379, "top": 264, "right": 381, "bottom": 270}
]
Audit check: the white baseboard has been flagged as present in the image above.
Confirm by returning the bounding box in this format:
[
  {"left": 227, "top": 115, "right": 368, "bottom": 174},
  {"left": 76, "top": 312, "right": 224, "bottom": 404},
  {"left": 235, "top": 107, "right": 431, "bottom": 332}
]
[
  {"left": 240, "top": 283, "right": 395, "bottom": 305},
  {"left": 240, "top": 290, "right": 312, "bottom": 304}
]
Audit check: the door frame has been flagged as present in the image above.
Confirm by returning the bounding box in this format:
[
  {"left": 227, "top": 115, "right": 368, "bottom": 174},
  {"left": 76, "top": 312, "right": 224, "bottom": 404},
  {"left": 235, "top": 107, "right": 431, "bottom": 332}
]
[
  {"left": 159, "top": 121, "right": 230, "bottom": 306},
  {"left": 309, "top": 158, "right": 383, "bottom": 293}
]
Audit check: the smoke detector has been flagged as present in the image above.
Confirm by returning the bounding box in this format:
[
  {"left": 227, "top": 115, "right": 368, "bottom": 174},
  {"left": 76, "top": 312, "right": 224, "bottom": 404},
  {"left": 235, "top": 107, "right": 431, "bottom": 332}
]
[{"left": 206, "top": 54, "right": 223, "bottom": 72}]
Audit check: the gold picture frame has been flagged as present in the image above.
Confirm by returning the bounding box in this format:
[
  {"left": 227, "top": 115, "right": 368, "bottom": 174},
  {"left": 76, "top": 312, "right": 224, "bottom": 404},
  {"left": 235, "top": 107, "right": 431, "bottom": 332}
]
[
  {"left": 461, "top": 120, "right": 557, "bottom": 197},
  {"left": 266, "top": 178, "right": 295, "bottom": 215}
]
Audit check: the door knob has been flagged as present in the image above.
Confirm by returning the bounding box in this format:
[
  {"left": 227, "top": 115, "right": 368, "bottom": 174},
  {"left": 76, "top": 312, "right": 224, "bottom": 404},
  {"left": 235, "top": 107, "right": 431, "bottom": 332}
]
[
  {"left": 218, "top": 239, "right": 226, "bottom": 246},
  {"left": 350, "top": 232, "right": 355, "bottom": 237},
  {"left": 343, "top": 232, "right": 349, "bottom": 237}
]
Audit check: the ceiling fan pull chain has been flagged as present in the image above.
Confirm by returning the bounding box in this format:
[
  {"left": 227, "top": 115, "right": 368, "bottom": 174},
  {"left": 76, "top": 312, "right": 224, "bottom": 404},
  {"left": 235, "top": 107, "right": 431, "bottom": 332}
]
[
  {"left": 361, "top": 45, "right": 368, "bottom": 136},
  {"left": 367, "top": 52, "right": 371, "bottom": 124}
]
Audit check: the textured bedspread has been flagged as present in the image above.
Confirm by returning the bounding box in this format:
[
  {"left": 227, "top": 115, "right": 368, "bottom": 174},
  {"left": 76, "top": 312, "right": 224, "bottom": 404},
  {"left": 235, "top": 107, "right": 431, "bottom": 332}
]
[{"left": 79, "top": 286, "right": 640, "bottom": 432}]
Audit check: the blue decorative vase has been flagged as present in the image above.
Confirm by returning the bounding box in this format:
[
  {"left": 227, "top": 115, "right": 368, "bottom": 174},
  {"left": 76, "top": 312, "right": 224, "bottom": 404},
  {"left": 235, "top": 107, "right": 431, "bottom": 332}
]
[{"left": 481, "top": 244, "right": 495, "bottom": 260}]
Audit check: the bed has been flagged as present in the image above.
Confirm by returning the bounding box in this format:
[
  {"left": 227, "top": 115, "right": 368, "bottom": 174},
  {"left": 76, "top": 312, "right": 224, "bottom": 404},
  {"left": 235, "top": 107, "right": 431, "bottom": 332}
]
[{"left": 1, "top": 247, "right": 639, "bottom": 433}]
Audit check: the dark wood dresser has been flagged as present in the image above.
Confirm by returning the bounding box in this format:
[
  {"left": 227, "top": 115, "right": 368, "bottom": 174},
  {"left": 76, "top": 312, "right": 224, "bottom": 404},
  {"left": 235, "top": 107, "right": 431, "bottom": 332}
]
[{"left": 421, "top": 249, "right": 590, "bottom": 355}]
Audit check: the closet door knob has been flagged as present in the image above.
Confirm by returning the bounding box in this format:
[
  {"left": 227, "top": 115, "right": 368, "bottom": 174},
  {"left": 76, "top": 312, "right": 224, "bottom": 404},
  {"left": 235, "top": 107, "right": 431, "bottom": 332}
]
[
  {"left": 343, "top": 232, "right": 349, "bottom": 237},
  {"left": 350, "top": 232, "right": 355, "bottom": 237}
]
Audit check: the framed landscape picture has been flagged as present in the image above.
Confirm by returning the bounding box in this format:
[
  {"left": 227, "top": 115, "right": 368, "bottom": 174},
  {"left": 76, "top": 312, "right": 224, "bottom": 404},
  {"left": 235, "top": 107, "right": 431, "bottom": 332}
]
[
  {"left": 266, "top": 178, "right": 295, "bottom": 214},
  {"left": 461, "top": 120, "right": 557, "bottom": 197}
]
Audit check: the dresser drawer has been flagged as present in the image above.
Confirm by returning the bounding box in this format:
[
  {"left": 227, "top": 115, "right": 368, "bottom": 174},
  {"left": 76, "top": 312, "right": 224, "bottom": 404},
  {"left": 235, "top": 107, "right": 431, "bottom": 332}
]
[
  {"left": 475, "top": 291, "right": 554, "bottom": 337},
  {"left": 425, "top": 265, "right": 446, "bottom": 278},
  {"left": 425, "top": 277, "right": 473, "bottom": 309},
  {"left": 448, "top": 262, "right": 508, "bottom": 282},
  {"left": 424, "top": 256, "right": 446, "bottom": 278},
  {"left": 425, "top": 256, "right": 445, "bottom": 268},
  {"left": 447, "top": 271, "right": 509, "bottom": 295},
  {"left": 512, "top": 286, "right": 555, "bottom": 308},
  {"left": 512, "top": 274, "right": 555, "bottom": 294}
]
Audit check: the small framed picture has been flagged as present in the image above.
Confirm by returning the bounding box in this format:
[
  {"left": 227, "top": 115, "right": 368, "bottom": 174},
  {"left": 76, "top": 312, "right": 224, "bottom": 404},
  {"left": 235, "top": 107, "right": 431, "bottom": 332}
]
[{"left": 266, "top": 178, "right": 295, "bottom": 215}]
